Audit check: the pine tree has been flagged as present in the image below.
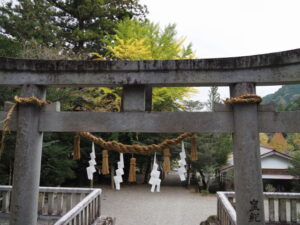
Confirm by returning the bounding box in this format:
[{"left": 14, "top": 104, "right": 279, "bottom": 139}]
[
  {"left": 207, "top": 86, "right": 221, "bottom": 111},
  {"left": 0, "top": 0, "right": 58, "bottom": 46},
  {"left": 0, "top": 0, "right": 147, "bottom": 52},
  {"left": 46, "top": 0, "right": 147, "bottom": 52}
]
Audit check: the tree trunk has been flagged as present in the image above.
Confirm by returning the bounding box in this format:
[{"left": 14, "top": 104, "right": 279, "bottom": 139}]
[
  {"left": 185, "top": 163, "right": 191, "bottom": 188},
  {"left": 143, "top": 156, "right": 151, "bottom": 184},
  {"left": 110, "top": 162, "right": 115, "bottom": 189},
  {"left": 199, "top": 170, "right": 207, "bottom": 190}
]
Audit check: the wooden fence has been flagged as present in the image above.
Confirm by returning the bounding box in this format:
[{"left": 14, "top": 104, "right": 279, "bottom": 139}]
[
  {"left": 217, "top": 192, "right": 300, "bottom": 225},
  {"left": 0, "top": 186, "right": 101, "bottom": 225}
]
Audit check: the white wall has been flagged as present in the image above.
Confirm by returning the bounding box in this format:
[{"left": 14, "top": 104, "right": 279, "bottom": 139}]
[{"left": 261, "top": 155, "right": 292, "bottom": 169}]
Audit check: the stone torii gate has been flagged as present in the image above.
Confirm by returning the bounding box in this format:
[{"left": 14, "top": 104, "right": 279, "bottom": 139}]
[{"left": 1, "top": 49, "right": 300, "bottom": 225}]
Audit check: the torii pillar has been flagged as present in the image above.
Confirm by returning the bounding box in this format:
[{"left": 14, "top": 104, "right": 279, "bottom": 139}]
[
  {"left": 9, "top": 85, "right": 46, "bottom": 225},
  {"left": 231, "top": 83, "right": 265, "bottom": 225}
]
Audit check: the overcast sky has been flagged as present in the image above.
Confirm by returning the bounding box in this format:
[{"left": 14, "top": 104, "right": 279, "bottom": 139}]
[{"left": 140, "top": 0, "right": 300, "bottom": 102}]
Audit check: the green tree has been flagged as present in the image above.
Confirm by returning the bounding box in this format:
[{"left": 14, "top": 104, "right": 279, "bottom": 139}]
[
  {"left": 285, "top": 96, "right": 300, "bottom": 111},
  {"left": 207, "top": 86, "right": 221, "bottom": 111},
  {"left": 0, "top": 0, "right": 58, "bottom": 46},
  {"left": 40, "top": 139, "right": 77, "bottom": 186},
  {"left": 191, "top": 86, "right": 232, "bottom": 191},
  {"left": 190, "top": 87, "right": 231, "bottom": 191},
  {"left": 0, "top": 0, "right": 147, "bottom": 53},
  {"left": 192, "top": 133, "right": 232, "bottom": 191},
  {"left": 287, "top": 133, "right": 300, "bottom": 151},
  {"left": 47, "top": 0, "right": 147, "bottom": 52},
  {"left": 288, "top": 151, "right": 300, "bottom": 191},
  {"left": 0, "top": 34, "right": 22, "bottom": 57}
]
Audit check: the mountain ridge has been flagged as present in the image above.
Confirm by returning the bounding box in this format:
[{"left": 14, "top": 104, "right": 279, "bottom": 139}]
[{"left": 262, "top": 84, "right": 300, "bottom": 109}]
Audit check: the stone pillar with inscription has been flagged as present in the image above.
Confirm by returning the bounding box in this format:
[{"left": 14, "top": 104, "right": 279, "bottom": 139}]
[{"left": 230, "top": 83, "right": 265, "bottom": 225}]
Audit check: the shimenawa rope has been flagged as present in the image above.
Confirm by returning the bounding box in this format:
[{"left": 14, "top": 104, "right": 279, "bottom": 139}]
[
  {"left": 0, "top": 96, "right": 51, "bottom": 157},
  {"left": 77, "top": 131, "right": 194, "bottom": 155},
  {"left": 224, "top": 94, "right": 262, "bottom": 105}
]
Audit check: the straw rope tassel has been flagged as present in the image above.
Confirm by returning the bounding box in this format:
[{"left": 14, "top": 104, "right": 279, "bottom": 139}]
[
  {"left": 73, "top": 133, "right": 81, "bottom": 160},
  {"left": 191, "top": 136, "right": 198, "bottom": 161},
  {"left": 102, "top": 150, "right": 110, "bottom": 175},
  {"left": 163, "top": 148, "right": 171, "bottom": 173},
  {"left": 0, "top": 104, "right": 17, "bottom": 158},
  {"left": 128, "top": 157, "right": 137, "bottom": 182}
]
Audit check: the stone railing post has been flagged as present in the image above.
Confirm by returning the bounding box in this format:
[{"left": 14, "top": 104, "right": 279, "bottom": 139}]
[
  {"left": 9, "top": 85, "right": 46, "bottom": 225},
  {"left": 230, "top": 83, "right": 265, "bottom": 225}
]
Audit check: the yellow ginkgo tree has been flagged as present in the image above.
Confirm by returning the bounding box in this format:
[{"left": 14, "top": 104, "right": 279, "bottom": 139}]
[{"left": 91, "top": 18, "right": 197, "bottom": 111}]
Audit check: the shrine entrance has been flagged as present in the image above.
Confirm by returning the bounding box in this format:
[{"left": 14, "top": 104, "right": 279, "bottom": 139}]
[{"left": 0, "top": 48, "right": 300, "bottom": 225}]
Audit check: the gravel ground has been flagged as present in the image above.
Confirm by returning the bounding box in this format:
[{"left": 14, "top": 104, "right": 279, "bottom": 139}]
[{"left": 100, "top": 173, "right": 217, "bottom": 225}]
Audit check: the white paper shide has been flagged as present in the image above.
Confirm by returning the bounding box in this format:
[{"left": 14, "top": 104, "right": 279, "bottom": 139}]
[
  {"left": 86, "top": 142, "right": 97, "bottom": 180},
  {"left": 178, "top": 141, "right": 187, "bottom": 181},
  {"left": 114, "top": 153, "right": 124, "bottom": 190},
  {"left": 149, "top": 153, "right": 161, "bottom": 192}
]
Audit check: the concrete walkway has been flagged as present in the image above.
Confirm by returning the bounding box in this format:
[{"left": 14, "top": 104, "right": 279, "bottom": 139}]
[{"left": 100, "top": 173, "right": 217, "bottom": 225}]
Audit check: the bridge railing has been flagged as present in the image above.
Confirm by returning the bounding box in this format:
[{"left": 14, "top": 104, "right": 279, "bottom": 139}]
[
  {"left": 217, "top": 192, "right": 237, "bottom": 225},
  {"left": 217, "top": 192, "right": 300, "bottom": 225},
  {"left": 54, "top": 188, "right": 101, "bottom": 225},
  {"left": 0, "top": 185, "right": 101, "bottom": 225}
]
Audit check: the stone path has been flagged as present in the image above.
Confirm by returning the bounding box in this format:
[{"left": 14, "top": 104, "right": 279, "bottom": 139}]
[{"left": 100, "top": 173, "right": 217, "bottom": 225}]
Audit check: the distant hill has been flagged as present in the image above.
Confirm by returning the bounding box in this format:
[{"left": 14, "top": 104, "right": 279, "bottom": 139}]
[{"left": 262, "top": 84, "right": 300, "bottom": 108}]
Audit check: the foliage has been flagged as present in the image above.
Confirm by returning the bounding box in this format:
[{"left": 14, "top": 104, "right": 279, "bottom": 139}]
[
  {"left": 269, "top": 133, "right": 289, "bottom": 153},
  {"left": 0, "top": 134, "right": 16, "bottom": 185},
  {"left": 265, "top": 184, "right": 276, "bottom": 192},
  {"left": 152, "top": 87, "right": 197, "bottom": 112},
  {"left": 288, "top": 151, "right": 300, "bottom": 191},
  {"left": 102, "top": 18, "right": 194, "bottom": 60},
  {"left": 47, "top": 87, "right": 122, "bottom": 112},
  {"left": 287, "top": 133, "right": 300, "bottom": 152},
  {"left": 181, "top": 100, "right": 204, "bottom": 112},
  {"left": 19, "top": 40, "right": 81, "bottom": 60},
  {"left": 40, "top": 137, "right": 77, "bottom": 186},
  {"left": 206, "top": 86, "right": 221, "bottom": 111},
  {"left": 192, "top": 133, "right": 232, "bottom": 191},
  {"left": 92, "top": 18, "right": 197, "bottom": 112},
  {"left": 262, "top": 85, "right": 300, "bottom": 156},
  {"left": 0, "top": 34, "right": 22, "bottom": 57},
  {"left": 285, "top": 96, "right": 300, "bottom": 111},
  {"left": 259, "top": 133, "right": 269, "bottom": 147},
  {"left": 0, "top": 0, "right": 147, "bottom": 53},
  {"left": 0, "top": 36, "right": 84, "bottom": 60},
  {"left": 48, "top": 0, "right": 147, "bottom": 52},
  {"left": 0, "top": 0, "right": 58, "bottom": 45},
  {"left": 104, "top": 37, "right": 151, "bottom": 60}
]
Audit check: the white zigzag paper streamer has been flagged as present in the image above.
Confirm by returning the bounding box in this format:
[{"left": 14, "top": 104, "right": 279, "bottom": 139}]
[
  {"left": 86, "top": 142, "right": 97, "bottom": 180},
  {"left": 149, "top": 153, "right": 161, "bottom": 192},
  {"left": 178, "top": 141, "right": 187, "bottom": 181},
  {"left": 114, "top": 153, "right": 124, "bottom": 190}
]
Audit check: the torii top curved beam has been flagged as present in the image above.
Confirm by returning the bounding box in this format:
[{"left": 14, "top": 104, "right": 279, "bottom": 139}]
[{"left": 0, "top": 48, "right": 300, "bottom": 87}]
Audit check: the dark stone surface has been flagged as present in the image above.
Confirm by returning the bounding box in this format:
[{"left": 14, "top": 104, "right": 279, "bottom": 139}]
[{"left": 0, "top": 48, "right": 299, "bottom": 72}]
